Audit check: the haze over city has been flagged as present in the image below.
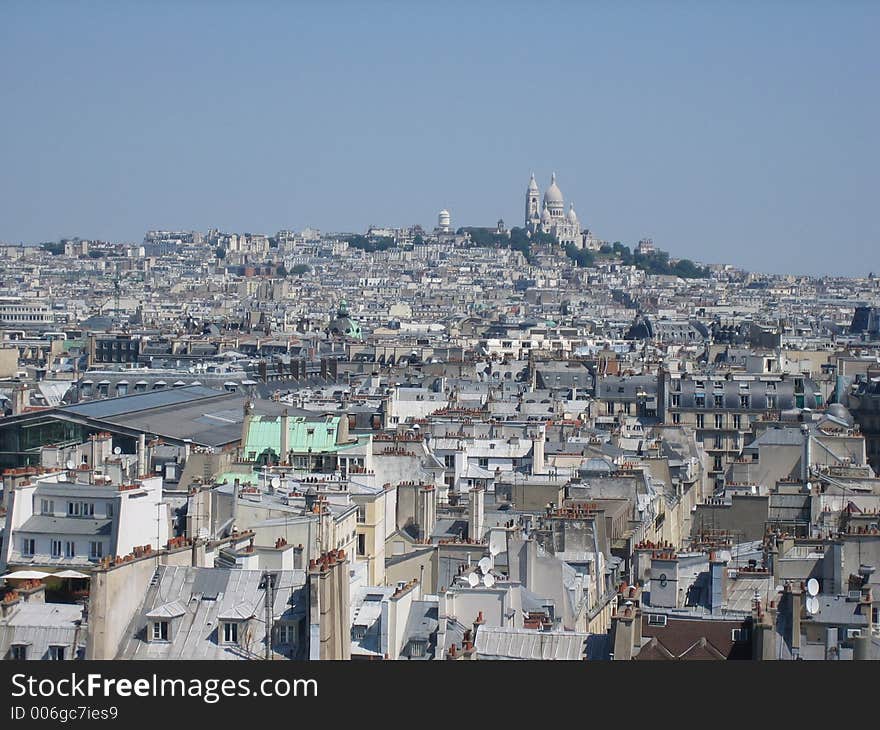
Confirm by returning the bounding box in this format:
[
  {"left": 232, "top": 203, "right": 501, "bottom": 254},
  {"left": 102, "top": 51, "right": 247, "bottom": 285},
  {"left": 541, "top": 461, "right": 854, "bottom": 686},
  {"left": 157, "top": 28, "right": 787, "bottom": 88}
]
[{"left": 2, "top": 1, "right": 878, "bottom": 276}]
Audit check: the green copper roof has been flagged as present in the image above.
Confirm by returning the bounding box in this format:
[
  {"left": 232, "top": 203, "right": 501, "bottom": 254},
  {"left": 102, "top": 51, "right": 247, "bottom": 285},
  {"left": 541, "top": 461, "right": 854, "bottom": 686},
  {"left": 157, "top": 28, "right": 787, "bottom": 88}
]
[{"left": 243, "top": 414, "right": 343, "bottom": 457}]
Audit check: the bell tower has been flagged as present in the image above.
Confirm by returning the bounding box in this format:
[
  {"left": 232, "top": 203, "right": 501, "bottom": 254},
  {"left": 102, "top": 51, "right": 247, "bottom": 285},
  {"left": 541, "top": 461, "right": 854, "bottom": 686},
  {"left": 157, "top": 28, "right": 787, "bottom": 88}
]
[{"left": 525, "top": 172, "right": 540, "bottom": 230}]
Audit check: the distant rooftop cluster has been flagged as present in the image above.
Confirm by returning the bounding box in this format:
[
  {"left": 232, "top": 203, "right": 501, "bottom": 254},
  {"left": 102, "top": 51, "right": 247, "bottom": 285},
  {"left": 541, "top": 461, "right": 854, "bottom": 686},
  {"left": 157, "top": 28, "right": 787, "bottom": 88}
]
[{"left": 1, "top": 183, "right": 880, "bottom": 662}]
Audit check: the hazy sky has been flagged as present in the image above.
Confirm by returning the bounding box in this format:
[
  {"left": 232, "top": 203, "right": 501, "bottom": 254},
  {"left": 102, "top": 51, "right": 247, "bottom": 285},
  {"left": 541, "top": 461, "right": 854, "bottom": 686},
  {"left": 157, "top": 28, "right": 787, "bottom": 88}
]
[{"left": 2, "top": 1, "right": 878, "bottom": 276}]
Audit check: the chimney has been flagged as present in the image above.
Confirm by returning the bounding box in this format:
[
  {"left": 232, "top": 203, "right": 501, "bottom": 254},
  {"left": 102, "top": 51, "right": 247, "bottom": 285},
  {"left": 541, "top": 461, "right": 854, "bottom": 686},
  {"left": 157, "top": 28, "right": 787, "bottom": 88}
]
[
  {"left": 1, "top": 593, "right": 21, "bottom": 619},
  {"left": 801, "top": 424, "right": 811, "bottom": 484},
  {"left": 11, "top": 382, "right": 28, "bottom": 416},
  {"left": 853, "top": 586, "right": 873, "bottom": 660},
  {"left": 649, "top": 554, "right": 679, "bottom": 608},
  {"left": 280, "top": 409, "right": 290, "bottom": 465},
  {"left": 137, "top": 433, "right": 146, "bottom": 477},
  {"left": 469, "top": 485, "right": 485, "bottom": 542},
  {"left": 611, "top": 607, "right": 637, "bottom": 660},
  {"left": 790, "top": 585, "right": 802, "bottom": 655},
  {"left": 709, "top": 552, "right": 729, "bottom": 615},
  {"left": 232, "top": 479, "right": 240, "bottom": 530},
  {"left": 531, "top": 425, "right": 545, "bottom": 475}
]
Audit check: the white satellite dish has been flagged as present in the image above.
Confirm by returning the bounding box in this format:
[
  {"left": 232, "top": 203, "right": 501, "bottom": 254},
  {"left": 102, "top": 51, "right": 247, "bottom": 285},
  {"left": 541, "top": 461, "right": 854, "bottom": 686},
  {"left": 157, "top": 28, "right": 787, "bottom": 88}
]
[
  {"left": 483, "top": 573, "right": 496, "bottom": 588},
  {"left": 113, "top": 446, "right": 122, "bottom": 455},
  {"left": 478, "top": 556, "right": 493, "bottom": 574},
  {"left": 466, "top": 572, "right": 480, "bottom": 588},
  {"left": 806, "top": 578, "right": 819, "bottom": 597},
  {"left": 270, "top": 476, "right": 280, "bottom": 489},
  {"left": 806, "top": 596, "right": 819, "bottom": 615},
  {"left": 65, "top": 459, "right": 75, "bottom": 470}
]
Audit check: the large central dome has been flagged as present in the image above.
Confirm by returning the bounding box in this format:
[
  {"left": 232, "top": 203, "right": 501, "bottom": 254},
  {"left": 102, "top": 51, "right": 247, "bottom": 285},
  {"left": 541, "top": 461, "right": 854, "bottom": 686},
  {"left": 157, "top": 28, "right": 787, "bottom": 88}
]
[{"left": 543, "top": 172, "right": 563, "bottom": 206}]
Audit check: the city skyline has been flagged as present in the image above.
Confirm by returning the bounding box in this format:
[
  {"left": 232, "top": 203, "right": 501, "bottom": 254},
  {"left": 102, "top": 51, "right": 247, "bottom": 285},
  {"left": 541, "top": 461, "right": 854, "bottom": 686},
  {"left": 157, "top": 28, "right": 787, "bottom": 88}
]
[{"left": 2, "top": 2, "right": 878, "bottom": 276}]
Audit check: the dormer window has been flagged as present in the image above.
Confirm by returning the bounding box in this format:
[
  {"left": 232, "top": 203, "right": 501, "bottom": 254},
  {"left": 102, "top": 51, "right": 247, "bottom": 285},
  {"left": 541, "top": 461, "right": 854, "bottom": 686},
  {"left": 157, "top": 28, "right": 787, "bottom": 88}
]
[
  {"left": 222, "top": 622, "right": 239, "bottom": 644},
  {"left": 408, "top": 639, "right": 427, "bottom": 658},
  {"left": 152, "top": 621, "right": 169, "bottom": 641}
]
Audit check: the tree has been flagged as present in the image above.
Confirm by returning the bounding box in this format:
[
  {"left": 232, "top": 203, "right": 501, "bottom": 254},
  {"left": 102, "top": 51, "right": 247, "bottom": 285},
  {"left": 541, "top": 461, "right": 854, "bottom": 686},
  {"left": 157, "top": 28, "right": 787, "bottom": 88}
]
[
  {"left": 291, "top": 263, "right": 310, "bottom": 276},
  {"left": 40, "top": 241, "right": 64, "bottom": 255}
]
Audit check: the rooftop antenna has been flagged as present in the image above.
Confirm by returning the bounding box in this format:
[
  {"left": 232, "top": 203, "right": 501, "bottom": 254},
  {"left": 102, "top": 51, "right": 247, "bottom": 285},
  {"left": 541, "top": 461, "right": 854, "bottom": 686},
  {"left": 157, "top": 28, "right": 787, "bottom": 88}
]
[
  {"left": 466, "top": 572, "right": 480, "bottom": 588},
  {"left": 483, "top": 573, "right": 496, "bottom": 588}
]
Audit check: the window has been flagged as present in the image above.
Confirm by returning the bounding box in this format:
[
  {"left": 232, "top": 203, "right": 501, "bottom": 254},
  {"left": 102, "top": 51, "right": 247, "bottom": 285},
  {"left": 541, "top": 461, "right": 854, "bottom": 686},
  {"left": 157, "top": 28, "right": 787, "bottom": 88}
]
[
  {"left": 152, "top": 621, "right": 169, "bottom": 641},
  {"left": 714, "top": 435, "right": 724, "bottom": 449},
  {"left": 51, "top": 540, "right": 62, "bottom": 558},
  {"left": 478, "top": 458, "right": 489, "bottom": 469},
  {"left": 766, "top": 395, "right": 776, "bottom": 409},
  {"left": 89, "top": 541, "right": 103, "bottom": 559},
  {"left": 351, "top": 625, "right": 367, "bottom": 641},
  {"left": 714, "top": 414, "right": 724, "bottom": 429},
  {"left": 408, "top": 639, "right": 427, "bottom": 658},
  {"left": 695, "top": 380, "right": 704, "bottom": 389},
  {"left": 278, "top": 624, "right": 297, "bottom": 645},
  {"left": 22, "top": 538, "right": 35, "bottom": 557},
  {"left": 65, "top": 541, "right": 75, "bottom": 558},
  {"left": 647, "top": 614, "right": 667, "bottom": 627},
  {"left": 607, "top": 401, "right": 615, "bottom": 414},
  {"left": 696, "top": 414, "right": 705, "bottom": 429},
  {"left": 223, "top": 622, "right": 239, "bottom": 644},
  {"left": 106, "top": 503, "right": 114, "bottom": 518},
  {"left": 358, "top": 534, "right": 366, "bottom": 556},
  {"left": 10, "top": 645, "right": 28, "bottom": 660},
  {"left": 733, "top": 414, "right": 742, "bottom": 430},
  {"left": 714, "top": 395, "right": 723, "bottom": 408},
  {"left": 713, "top": 455, "right": 723, "bottom": 471},
  {"left": 40, "top": 498, "right": 54, "bottom": 515},
  {"left": 68, "top": 502, "right": 95, "bottom": 517},
  {"left": 444, "top": 454, "right": 455, "bottom": 468},
  {"left": 356, "top": 504, "right": 366, "bottom": 523},
  {"left": 740, "top": 395, "right": 750, "bottom": 409},
  {"left": 672, "top": 413, "right": 681, "bottom": 425},
  {"left": 671, "top": 394, "right": 680, "bottom": 407},
  {"left": 732, "top": 628, "right": 750, "bottom": 641},
  {"left": 48, "top": 645, "right": 65, "bottom": 661}
]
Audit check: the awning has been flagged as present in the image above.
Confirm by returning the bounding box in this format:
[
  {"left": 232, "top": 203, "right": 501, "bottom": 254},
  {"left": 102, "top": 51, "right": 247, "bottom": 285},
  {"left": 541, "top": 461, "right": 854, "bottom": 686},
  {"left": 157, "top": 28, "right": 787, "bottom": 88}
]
[
  {"left": 2, "top": 570, "right": 50, "bottom": 580},
  {"left": 52, "top": 569, "right": 90, "bottom": 579}
]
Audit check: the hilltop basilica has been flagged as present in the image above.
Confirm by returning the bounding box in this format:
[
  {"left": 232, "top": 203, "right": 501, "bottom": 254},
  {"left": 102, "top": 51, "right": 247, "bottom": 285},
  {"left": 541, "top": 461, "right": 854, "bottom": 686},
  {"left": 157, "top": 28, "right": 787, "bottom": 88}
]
[{"left": 525, "top": 173, "right": 597, "bottom": 249}]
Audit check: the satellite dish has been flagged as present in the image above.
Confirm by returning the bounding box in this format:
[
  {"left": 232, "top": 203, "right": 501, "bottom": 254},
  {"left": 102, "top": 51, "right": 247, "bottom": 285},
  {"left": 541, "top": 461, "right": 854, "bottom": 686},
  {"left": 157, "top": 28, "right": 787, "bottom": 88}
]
[
  {"left": 66, "top": 459, "right": 75, "bottom": 470},
  {"left": 483, "top": 573, "right": 496, "bottom": 588},
  {"left": 489, "top": 542, "right": 501, "bottom": 557},
  {"left": 113, "top": 446, "right": 122, "bottom": 455},
  {"left": 466, "top": 573, "right": 480, "bottom": 588},
  {"left": 806, "top": 578, "right": 819, "bottom": 597},
  {"left": 270, "top": 476, "right": 280, "bottom": 489},
  {"left": 478, "top": 556, "right": 492, "bottom": 574},
  {"left": 806, "top": 596, "right": 819, "bottom": 615}
]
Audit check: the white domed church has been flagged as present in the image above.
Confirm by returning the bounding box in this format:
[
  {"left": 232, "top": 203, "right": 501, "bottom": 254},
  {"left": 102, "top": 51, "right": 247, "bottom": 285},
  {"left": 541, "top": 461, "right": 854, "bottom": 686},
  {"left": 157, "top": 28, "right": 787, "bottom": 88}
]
[{"left": 525, "top": 172, "right": 582, "bottom": 246}]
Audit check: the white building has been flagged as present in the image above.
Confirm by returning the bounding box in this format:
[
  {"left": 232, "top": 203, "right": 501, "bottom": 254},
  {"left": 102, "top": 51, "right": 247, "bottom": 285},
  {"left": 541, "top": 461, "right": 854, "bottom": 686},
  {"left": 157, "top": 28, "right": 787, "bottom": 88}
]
[
  {"left": 1, "top": 471, "right": 169, "bottom": 571},
  {"left": 525, "top": 173, "right": 582, "bottom": 247}
]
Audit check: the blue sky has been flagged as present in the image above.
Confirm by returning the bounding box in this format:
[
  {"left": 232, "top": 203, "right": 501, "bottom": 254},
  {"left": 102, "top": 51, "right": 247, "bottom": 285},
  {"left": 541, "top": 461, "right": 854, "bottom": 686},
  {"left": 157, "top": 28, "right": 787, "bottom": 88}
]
[{"left": 1, "top": 1, "right": 878, "bottom": 275}]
